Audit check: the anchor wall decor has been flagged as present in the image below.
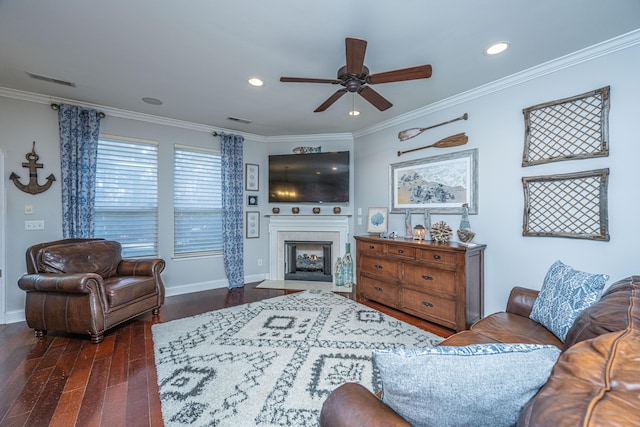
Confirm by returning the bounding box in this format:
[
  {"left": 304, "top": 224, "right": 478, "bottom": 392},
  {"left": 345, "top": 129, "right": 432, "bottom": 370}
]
[{"left": 9, "top": 141, "right": 56, "bottom": 195}]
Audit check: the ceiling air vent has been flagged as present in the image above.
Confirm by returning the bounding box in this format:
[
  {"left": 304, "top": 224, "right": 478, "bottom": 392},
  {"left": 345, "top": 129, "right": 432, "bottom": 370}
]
[
  {"left": 227, "top": 116, "right": 251, "bottom": 124},
  {"left": 26, "top": 72, "right": 76, "bottom": 87}
]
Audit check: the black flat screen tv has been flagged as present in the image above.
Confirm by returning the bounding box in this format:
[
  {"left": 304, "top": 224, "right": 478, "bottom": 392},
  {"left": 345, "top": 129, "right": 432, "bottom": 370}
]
[{"left": 268, "top": 151, "right": 349, "bottom": 203}]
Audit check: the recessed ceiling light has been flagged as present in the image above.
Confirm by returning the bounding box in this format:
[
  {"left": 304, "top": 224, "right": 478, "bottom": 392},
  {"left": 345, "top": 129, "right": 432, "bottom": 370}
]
[
  {"left": 142, "top": 97, "right": 163, "bottom": 105},
  {"left": 348, "top": 110, "right": 360, "bottom": 116},
  {"left": 248, "top": 77, "right": 264, "bottom": 87},
  {"left": 484, "top": 41, "right": 510, "bottom": 56}
]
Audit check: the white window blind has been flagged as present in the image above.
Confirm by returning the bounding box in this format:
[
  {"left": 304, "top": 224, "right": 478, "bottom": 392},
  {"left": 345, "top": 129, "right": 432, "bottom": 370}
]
[
  {"left": 95, "top": 137, "right": 159, "bottom": 258},
  {"left": 174, "top": 145, "right": 223, "bottom": 257}
]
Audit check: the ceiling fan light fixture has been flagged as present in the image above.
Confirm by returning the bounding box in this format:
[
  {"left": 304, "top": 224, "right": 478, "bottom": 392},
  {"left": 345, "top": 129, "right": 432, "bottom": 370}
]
[
  {"left": 348, "top": 110, "right": 360, "bottom": 116},
  {"left": 248, "top": 77, "right": 264, "bottom": 87},
  {"left": 484, "top": 41, "right": 510, "bottom": 56}
]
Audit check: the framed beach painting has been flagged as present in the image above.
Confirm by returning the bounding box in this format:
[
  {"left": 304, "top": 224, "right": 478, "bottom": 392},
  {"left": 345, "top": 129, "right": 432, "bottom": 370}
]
[{"left": 390, "top": 149, "right": 478, "bottom": 214}]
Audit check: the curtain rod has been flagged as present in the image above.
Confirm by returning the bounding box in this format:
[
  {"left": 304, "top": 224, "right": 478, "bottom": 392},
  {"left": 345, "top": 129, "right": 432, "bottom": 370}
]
[{"left": 51, "top": 103, "right": 106, "bottom": 118}]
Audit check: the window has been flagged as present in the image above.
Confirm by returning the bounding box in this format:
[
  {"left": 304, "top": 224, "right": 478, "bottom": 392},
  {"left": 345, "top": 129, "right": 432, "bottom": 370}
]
[
  {"left": 95, "top": 137, "right": 159, "bottom": 257},
  {"left": 174, "top": 145, "right": 223, "bottom": 257}
]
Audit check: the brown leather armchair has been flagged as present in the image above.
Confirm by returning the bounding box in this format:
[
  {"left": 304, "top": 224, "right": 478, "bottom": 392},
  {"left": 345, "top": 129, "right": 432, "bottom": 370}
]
[{"left": 18, "top": 238, "right": 165, "bottom": 343}]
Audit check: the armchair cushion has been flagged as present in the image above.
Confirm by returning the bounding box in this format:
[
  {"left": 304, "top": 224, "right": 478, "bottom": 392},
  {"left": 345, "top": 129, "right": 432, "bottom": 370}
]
[
  {"left": 373, "top": 344, "right": 560, "bottom": 427},
  {"left": 39, "top": 240, "right": 122, "bottom": 278},
  {"left": 530, "top": 260, "right": 608, "bottom": 342}
]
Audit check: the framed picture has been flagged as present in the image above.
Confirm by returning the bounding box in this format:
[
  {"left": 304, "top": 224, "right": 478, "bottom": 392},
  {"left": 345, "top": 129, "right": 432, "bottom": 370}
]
[
  {"left": 247, "top": 195, "right": 258, "bottom": 206},
  {"left": 246, "top": 211, "right": 260, "bottom": 239},
  {"left": 245, "top": 163, "right": 259, "bottom": 191},
  {"left": 367, "top": 207, "right": 388, "bottom": 233},
  {"left": 390, "top": 148, "right": 478, "bottom": 214}
]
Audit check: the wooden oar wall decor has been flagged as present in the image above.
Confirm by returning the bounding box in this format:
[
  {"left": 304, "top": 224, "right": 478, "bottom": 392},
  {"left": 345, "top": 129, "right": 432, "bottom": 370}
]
[
  {"left": 397, "top": 133, "right": 468, "bottom": 156},
  {"left": 396, "top": 112, "right": 470, "bottom": 156},
  {"left": 397, "top": 113, "right": 468, "bottom": 142}
]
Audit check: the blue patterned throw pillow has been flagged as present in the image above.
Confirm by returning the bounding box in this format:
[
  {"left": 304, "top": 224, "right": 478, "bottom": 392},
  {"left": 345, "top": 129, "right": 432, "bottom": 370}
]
[
  {"left": 373, "top": 344, "right": 561, "bottom": 427},
  {"left": 530, "top": 260, "right": 609, "bottom": 342}
]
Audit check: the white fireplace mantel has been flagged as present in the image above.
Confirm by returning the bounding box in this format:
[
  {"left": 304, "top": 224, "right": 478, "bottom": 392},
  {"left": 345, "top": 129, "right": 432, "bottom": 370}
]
[{"left": 268, "top": 215, "right": 350, "bottom": 281}]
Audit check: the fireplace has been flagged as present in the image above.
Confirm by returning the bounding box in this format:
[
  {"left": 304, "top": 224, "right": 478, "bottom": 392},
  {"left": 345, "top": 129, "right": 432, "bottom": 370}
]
[
  {"left": 268, "top": 215, "right": 350, "bottom": 284},
  {"left": 284, "top": 241, "right": 332, "bottom": 282}
]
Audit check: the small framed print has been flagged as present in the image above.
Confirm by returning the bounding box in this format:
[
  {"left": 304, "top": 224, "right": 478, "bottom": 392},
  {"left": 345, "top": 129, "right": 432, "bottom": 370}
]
[
  {"left": 367, "top": 207, "right": 388, "bottom": 233},
  {"left": 245, "top": 163, "right": 259, "bottom": 191},
  {"left": 247, "top": 195, "right": 258, "bottom": 206},
  {"left": 246, "top": 211, "right": 260, "bottom": 239}
]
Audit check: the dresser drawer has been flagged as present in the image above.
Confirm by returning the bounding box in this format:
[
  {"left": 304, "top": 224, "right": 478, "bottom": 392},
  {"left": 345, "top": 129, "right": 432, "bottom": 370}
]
[
  {"left": 359, "top": 276, "right": 400, "bottom": 306},
  {"left": 387, "top": 244, "right": 416, "bottom": 259},
  {"left": 402, "top": 288, "right": 456, "bottom": 328},
  {"left": 418, "top": 248, "right": 457, "bottom": 266},
  {"left": 359, "top": 256, "right": 399, "bottom": 281},
  {"left": 403, "top": 264, "right": 456, "bottom": 294},
  {"left": 357, "top": 240, "right": 384, "bottom": 255}
]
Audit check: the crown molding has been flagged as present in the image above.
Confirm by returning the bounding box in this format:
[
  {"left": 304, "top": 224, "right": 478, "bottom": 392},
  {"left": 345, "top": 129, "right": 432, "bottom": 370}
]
[{"left": 353, "top": 29, "right": 640, "bottom": 139}]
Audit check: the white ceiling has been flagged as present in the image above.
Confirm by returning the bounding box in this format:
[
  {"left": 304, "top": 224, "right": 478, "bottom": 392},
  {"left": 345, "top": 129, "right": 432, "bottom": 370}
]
[{"left": 1, "top": 1, "right": 639, "bottom": 137}]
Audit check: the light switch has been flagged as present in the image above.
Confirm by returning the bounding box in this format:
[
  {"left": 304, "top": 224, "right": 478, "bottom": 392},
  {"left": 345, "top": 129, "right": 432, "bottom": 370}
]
[
  {"left": 25, "top": 205, "right": 33, "bottom": 215},
  {"left": 25, "top": 220, "right": 44, "bottom": 230}
]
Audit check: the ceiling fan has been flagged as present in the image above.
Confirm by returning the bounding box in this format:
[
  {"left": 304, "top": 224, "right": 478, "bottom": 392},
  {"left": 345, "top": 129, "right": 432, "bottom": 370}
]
[{"left": 280, "top": 37, "right": 432, "bottom": 113}]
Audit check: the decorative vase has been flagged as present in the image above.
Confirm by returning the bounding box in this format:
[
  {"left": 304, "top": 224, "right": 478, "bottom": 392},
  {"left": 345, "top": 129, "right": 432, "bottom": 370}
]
[
  {"left": 457, "top": 203, "right": 476, "bottom": 243},
  {"left": 292, "top": 207, "right": 300, "bottom": 214},
  {"left": 313, "top": 207, "right": 321, "bottom": 214},
  {"left": 333, "top": 207, "right": 341, "bottom": 214},
  {"left": 334, "top": 257, "right": 344, "bottom": 286},
  {"left": 404, "top": 210, "right": 412, "bottom": 238},
  {"left": 272, "top": 207, "right": 280, "bottom": 214},
  {"left": 342, "top": 243, "right": 354, "bottom": 287}
]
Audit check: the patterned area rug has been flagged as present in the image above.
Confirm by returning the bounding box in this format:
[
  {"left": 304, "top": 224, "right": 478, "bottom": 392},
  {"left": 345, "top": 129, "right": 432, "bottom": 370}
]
[{"left": 152, "top": 290, "right": 442, "bottom": 426}]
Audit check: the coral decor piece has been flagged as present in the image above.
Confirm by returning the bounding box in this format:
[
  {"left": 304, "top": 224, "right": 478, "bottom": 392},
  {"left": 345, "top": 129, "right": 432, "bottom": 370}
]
[{"left": 430, "top": 221, "right": 452, "bottom": 243}]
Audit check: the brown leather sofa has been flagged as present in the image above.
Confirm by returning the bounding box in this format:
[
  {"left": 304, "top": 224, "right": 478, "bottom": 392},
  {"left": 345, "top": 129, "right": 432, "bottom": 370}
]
[
  {"left": 18, "top": 238, "right": 165, "bottom": 343},
  {"left": 320, "top": 276, "right": 640, "bottom": 426}
]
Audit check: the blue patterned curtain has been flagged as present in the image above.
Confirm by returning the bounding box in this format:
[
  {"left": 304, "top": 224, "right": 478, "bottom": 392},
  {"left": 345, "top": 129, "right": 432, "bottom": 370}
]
[
  {"left": 220, "top": 133, "right": 245, "bottom": 288},
  {"left": 57, "top": 104, "right": 102, "bottom": 238}
]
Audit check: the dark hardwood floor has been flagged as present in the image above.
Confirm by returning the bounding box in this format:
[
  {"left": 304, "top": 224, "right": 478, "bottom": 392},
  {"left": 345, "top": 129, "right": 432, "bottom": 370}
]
[{"left": 0, "top": 283, "right": 451, "bottom": 426}]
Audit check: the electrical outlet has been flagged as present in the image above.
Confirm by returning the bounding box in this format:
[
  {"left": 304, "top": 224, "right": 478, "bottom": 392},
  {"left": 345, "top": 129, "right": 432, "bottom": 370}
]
[
  {"left": 25, "top": 220, "right": 44, "bottom": 230},
  {"left": 258, "top": 259, "right": 263, "bottom": 266},
  {"left": 25, "top": 205, "right": 33, "bottom": 215}
]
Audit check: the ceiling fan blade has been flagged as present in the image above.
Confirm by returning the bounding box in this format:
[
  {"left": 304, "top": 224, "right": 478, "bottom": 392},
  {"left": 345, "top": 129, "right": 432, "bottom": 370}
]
[
  {"left": 366, "top": 65, "right": 432, "bottom": 84},
  {"left": 345, "top": 37, "right": 367, "bottom": 75},
  {"left": 358, "top": 86, "right": 393, "bottom": 111},
  {"left": 314, "top": 89, "right": 348, "bottom": 112},
  {"left": 280, "top": 77, "right": 342, "bottom": 84}
]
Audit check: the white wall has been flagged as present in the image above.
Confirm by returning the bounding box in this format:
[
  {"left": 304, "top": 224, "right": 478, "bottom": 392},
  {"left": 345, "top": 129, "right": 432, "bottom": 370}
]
[
  {"left": 353, "top": 43, "right": 640, "bottom": 315},
  {"left": 0, "top": 97, "right": 271, "bottom": 321}
]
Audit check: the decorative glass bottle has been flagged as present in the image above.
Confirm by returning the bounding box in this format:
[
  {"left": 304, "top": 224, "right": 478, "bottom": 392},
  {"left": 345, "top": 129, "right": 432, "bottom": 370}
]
[
  {"left": 342, "top": 243, "right": 354, "bottom": 287},
  {"left": 334, "top": 256, "right": 344, "bottom": 286}
]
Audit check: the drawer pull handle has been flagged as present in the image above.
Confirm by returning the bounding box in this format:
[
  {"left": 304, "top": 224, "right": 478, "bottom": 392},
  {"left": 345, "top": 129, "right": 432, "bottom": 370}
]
[
  {"left": 369, "top": 245, "right": 375, "bottom": 249},
  {"left": 433, "top": 255, "right": 441, "bottom": 260},
  {"left": 374, "top": 264, "right": 383, "bottom": 270},
  {"left": 421, "top": 275, "right": 433, "bottom": 281},
  {"left": 374, "top": 287, "right": 383, "bottom": 292},
  {"left": 397, "top": 249, "right": 404, "bottom": 254},
  {"left": 422, "top": 301, "right": 434, "bottom": 308}
]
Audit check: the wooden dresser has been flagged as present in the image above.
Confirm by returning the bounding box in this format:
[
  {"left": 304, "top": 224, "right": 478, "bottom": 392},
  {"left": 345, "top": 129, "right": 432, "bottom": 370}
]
[{"left": 354, "top": 235, "right": 486, "bottom": 332}]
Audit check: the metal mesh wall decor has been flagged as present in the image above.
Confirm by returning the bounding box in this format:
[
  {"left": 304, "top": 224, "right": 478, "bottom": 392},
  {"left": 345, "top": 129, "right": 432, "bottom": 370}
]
[
  {"left": 522, "top": 169, "right": 609, "bottom": 241},
  {"left": 522, "top": 86, "right": 609, "bottom": 166}
]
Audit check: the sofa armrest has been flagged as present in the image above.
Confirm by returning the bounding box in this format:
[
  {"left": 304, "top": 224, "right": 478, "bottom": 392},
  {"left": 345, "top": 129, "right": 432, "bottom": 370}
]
[
  {"left": 320, "top": 383, "right": 411, "bottom": 427},
  {"left": 18, "top": 273, "right": 103, "bottom": 294},
  {"left": 505, "top": 286, "right": 539, "bottom": 317},
  {"left": 117, "top": 258, "right": 165, "bottom": 277}
]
